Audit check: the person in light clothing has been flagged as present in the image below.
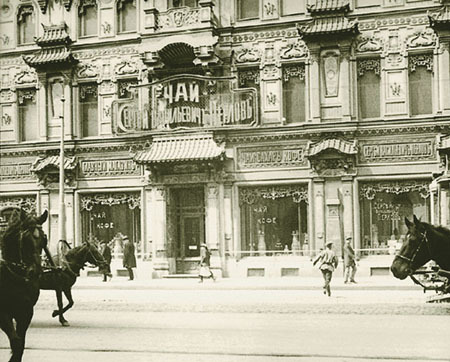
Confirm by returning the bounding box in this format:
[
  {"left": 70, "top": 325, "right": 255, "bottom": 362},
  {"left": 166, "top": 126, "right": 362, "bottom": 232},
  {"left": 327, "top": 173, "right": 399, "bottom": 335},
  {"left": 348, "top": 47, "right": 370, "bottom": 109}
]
[
  {"left": 199, "top": 243, "right": 215, "bottom": 283},
  {"left": 343, "top": 236, "right": 357, "bottom": 284},
  {"left": 313, "top": 241, "right": 338, "bottom": 296}
]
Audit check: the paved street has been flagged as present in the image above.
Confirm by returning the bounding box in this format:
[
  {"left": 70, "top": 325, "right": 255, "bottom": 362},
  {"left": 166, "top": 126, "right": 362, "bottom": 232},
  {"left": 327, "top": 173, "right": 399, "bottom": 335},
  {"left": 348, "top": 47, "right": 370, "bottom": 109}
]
[{"left": 1, "top": 277, "right": 449, "bottom": 362}]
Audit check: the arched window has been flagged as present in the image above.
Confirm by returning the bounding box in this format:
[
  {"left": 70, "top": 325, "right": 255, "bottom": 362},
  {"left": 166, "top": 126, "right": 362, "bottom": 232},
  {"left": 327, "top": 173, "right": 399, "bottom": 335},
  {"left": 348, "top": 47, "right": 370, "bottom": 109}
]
[
  {"left": 117, "top": 0, "right": 136, "bottom": 33},
  {"left": 78, "top": 0, "right": 98, "bottom": 37},
  {"left": 17, "top": 5, "right": 35, "bottom": 45}
]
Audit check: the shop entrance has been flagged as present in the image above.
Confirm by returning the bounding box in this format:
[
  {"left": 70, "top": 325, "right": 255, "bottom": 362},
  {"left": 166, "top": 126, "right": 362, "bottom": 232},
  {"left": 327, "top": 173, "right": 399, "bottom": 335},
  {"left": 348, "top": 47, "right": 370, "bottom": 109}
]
[{"left": 168, "top": 187, "right": 205, "bottom": 274}]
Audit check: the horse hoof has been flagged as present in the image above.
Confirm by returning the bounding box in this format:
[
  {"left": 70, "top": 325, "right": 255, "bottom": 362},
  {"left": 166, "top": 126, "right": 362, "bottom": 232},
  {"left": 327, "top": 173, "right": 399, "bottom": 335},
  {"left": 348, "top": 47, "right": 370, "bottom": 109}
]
[
  {"left": 61, "top": 320, "right": 70, "bottom": 327},
  {"left": 52, "top": 310, "right": 58, "bottom": 318}
]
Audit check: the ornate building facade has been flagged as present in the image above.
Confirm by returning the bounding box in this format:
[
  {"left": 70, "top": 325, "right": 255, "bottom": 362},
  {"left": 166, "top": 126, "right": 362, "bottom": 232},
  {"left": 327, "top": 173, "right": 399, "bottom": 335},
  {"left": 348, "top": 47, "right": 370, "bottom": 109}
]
[{"left": 1, "top": 0, "right": 450, "bottom": 277}]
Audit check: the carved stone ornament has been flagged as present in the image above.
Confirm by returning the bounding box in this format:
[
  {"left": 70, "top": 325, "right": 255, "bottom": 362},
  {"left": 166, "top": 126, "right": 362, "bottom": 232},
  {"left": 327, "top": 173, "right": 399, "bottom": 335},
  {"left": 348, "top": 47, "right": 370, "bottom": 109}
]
[
  {"left": 37, "top": 0, "right": 49, "bottom": 14},
  {"left": 77, "top": 63, "right": 98, "bottom": 78},
  {"left": 309, "top": 157, "right": 355, "bottom": 177},
  {"left": 355, "top": 35, "right": 383, "bottom": 53},
  {"left": 0, "top": 2, "right": 13, "bottom": 19},
  {"left": 80, "top": 193, "right": 141, "bottom": 211},
  {"left": 0, "top": 89, "right": 13, "bottom": 102},
  {"left": 115, "top": 60, "right": 138, "bottom": 75},
  {"left": 406, "top": 30, "right": 436, "bottom": 49},
  {"left": 283, "top": 64, "right": 305, "bottom": 82},
  {"left": 15, "top": 70, "right": 37, "bottom": 85},
  {"left": 79, "top": 84, "right": 97, "bottom": 100},
  {"left": 158, "top": 6, "right": 200, "bottom": 30},
  {"left": 239, "top": 185, "right": 308, "bottom": 205},
  {"left": 263, "top": 65, "right": 278, "bottom": 80},
  {"left": 0, "top": 34, "right": 9, "bottom": 45},
  {"left": 359, "top": 181, "right": 429, "bottom": 200},
  {"left": 17, "top": 89, "right": 36, "bottom": 104},
  {"left": 386, "top": 53, "right": 403, "bottom": 67},
  {"left": 0, "top": 196, "right": 37, "bottom": 214},
  {"left": 238, "top": 69, "right": 260, "bottom": 86},
  {"left": 322, "top": 52, "right": 340, "bottom": 97},
  {"left": 357, "top": 58, "right": 381, "bottom": 77},
  {"left": 409, "top": 54, "right": 433, "bottom": 72},
  {"left": 234, "top": 47, "right": 261, "bottom": 64},
  {"left": 280, "top": 40, "right": 308, "bottom": 60}
]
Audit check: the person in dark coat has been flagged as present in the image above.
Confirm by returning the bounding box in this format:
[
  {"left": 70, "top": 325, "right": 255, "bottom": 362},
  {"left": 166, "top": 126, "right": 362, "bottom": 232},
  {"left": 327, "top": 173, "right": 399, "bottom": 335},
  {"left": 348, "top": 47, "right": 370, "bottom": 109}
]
[
  {"left": 343, "top": 236, "right": 357, "bottom": 284},
  {"left": 122, "top": 235, "right": 136, "bottom": 280},
  {"left": 99, "top": 240, "right": 112, "bottom": 282},
  {"left": 313, "top": 241, "right": 338, "bottom": 296},
  {"left": 198, "top": 243, "right": 215, "bottom": 283}
]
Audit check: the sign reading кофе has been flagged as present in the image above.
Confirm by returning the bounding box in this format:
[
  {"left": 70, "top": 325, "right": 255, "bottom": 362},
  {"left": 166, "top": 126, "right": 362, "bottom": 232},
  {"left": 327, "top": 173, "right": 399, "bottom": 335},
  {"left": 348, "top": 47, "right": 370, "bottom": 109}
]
[{"left": 112, "top": 75, "right": 258, "bottom": 133}]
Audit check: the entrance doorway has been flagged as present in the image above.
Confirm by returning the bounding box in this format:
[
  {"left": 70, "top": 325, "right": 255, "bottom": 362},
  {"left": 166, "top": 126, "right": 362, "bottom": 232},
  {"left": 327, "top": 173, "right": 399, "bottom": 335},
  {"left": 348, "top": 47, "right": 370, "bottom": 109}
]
[{"left": 168, "top": 187, "right": 205, "bottom": 274}]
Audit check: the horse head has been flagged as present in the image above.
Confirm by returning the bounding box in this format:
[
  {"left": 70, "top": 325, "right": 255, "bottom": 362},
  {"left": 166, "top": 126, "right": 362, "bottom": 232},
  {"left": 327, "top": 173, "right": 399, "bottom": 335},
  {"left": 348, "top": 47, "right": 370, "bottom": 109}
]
[
  {"left": 391, "top": 215, "right": 431, "bottom": 280},
  {"left": 83, "top": 240, "right": 107, "bottom": 269},
  {"left": 1, "top": 208, "right": 48, "bottom": 273}
]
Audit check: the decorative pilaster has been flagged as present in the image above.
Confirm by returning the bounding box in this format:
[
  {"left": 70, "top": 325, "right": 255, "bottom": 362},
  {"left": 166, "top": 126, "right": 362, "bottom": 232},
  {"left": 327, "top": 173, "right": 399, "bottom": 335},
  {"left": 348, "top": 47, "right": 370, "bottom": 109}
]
[
  {"left": 441, "top": 188, "right": 449, "bottom": 227},
  {"left": 65, "top": 189, "right": 75, "bottom": 247},
  {"left": 340, "top": 49, "right": 351, "bottom": 121},
  {"left": 341, "top": 176, "right": 354, "bottom": 243},
  {"left": 313, "top": 178, "right": 325, "bottom": 250},
  {"left": 439, "top": 41, "right": 450, "bottom": 114},
  {"left": 223, "top": 183, "right": 233, "bottom": 257},
  {"left": 309, "top": 50, "right": 321, "bottom": 122},
  {"left": 151, "top": 186, "right": 169, "bottom": 277}
]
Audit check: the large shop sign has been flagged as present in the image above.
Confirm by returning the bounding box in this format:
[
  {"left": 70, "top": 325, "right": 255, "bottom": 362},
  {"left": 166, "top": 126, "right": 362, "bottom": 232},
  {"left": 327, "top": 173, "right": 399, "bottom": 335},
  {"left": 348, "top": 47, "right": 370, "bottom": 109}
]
[{"left": 112, "top": 75, "right": 258, "bottom": 133}]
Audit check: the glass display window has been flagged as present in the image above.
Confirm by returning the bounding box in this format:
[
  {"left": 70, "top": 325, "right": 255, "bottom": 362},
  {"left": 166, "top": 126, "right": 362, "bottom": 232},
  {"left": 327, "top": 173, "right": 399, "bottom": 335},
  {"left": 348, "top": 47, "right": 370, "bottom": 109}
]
[{"left": 239, "top": 185, "right": 308, "bottom": 256}]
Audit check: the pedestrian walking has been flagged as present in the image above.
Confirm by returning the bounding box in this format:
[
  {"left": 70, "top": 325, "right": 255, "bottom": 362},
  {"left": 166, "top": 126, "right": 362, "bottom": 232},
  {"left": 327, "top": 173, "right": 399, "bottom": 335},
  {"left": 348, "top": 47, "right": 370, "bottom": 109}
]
[
  {"left": 313, "top": 241, "right": 338, "bottom": 296},
  {"left": 199, "top": 243, "right": 215, "bottom": 283},
  {"left": 122, "top": 235, "right": 136, "bottom": 281},
  {"left": 343, "top": 236, "right": 357, "bottom": 284},
  {"left": 99, "top": 240, "right": 113, "bottom": 282}
]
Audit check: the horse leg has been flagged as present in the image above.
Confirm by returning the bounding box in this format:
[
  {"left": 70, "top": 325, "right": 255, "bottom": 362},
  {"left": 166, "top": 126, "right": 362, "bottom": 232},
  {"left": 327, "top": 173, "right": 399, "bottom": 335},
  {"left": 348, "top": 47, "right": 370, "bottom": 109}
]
[
  {"left": 52, "top": 289, "right": 69, "bottom": 327},
  {"left": 0, "top": 313, "right": 21, "bottom": 362},
  {"left": 11, "top": 309, "right": 33, "bottom": 362},
  {"left": 60, "top": 288, "right": 74, "bottom": 316}
]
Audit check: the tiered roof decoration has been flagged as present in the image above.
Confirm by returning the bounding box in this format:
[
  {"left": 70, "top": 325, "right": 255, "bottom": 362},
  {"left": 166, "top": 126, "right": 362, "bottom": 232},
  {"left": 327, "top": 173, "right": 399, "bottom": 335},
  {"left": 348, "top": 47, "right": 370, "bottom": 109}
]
[
  {"left": 23, "top": 23, "right": 77, "bottom": 70},
  {"left": 428, "top": 6, "right": 450, "bottom": 31},
  {"left": 298, "top": 0, "right": 358, "bottom": 40}
]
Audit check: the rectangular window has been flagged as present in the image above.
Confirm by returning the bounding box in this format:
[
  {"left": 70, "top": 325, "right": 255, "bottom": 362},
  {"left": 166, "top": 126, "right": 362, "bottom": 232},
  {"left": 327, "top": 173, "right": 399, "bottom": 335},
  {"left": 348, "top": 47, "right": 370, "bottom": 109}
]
[
  {"left": 78, "top": 2, "right": 98, "bottom": 37},
  {"left": 18, "top": 6, "right": 35, "bottom": 45},
  {"left": 118, "top": 0, "right": 136, "bottom": 33},
  {"left": 237, "top": 0, "right": 259, "bottom": 20},
  {"left": 282, "top": 65, "right": 306, "bottom": 123},
  {"left": 282, "top": 0, "right": 302, "bottom": 15},
  {"left": 18, "top": 89, "right": 38, "bottom": 142},
  {"left": 357, "top": 59, "right": 381, "bottom": 119},
  {"left": 79, "top": 84, "right": 98, "bottom": 137},
  {"left": 409, "top": 54, "right": 433, "bottom": 116},
  {"left": 239, "top": 186, "right": 309, "bottom": 256},
  {"left": 359, "top": 182, "right": 430, "bottom": 254},
  {"left": 168, "top": 0, "right": 197, "bottom": 7}
]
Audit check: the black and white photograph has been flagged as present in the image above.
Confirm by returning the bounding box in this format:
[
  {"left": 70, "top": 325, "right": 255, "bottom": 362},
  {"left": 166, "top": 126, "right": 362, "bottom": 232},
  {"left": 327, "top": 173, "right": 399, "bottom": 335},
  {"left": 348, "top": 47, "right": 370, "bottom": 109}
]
[{"left": 1, "top": 0, "right": 450, "bottom": 361}]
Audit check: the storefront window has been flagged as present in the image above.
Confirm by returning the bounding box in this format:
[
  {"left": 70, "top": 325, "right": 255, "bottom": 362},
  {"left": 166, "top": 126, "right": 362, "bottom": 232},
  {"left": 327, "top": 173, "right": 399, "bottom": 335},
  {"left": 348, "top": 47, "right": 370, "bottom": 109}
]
[
  {"left": 239, "top": 185, "right": 308, "bottom": 256},
  {"left": 360, "top": 181, "right": 430, "bottom": 252},
  {"left": 80, "top": 193, "right": 141, "bottom": 254}
]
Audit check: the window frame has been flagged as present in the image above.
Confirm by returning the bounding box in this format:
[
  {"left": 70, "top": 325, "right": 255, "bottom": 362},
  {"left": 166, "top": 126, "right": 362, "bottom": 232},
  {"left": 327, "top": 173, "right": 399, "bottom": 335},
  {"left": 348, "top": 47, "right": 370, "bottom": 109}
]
[
  {"left": 236, "top": 0, "right": 260, "bottom": 21},
  {"left": 356, "top": 57, "right": 382, "bottom": 120},
  {"left": 78, "top": 1, "right": 98, "bottom": 38},
  {"left": 78, "top": 82, "right": 99, "bottom": 138},
  {"left": 17, "top": 5, "right": 36, "bottom": 46},
  {"left": 281, "top": 0, "right": 304, "bottom": 16},
  {"left": 17, "top": 87, "right": 39, "bottom": 143},
  {"left": 117, "top": 0, "right": 137, "bottom": 34},
  {"left": 408, "top": 52, "right": 434, "bottom": 117},
  {"left": 281, "top": 63, "right": 307, "bottom": 124}
]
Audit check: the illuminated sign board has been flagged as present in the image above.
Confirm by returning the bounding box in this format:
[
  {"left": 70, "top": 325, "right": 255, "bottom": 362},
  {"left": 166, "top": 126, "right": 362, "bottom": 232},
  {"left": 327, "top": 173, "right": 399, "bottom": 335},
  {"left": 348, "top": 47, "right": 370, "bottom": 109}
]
[{"left": 112, "top": 75, "right": 258, "bottom": 133}]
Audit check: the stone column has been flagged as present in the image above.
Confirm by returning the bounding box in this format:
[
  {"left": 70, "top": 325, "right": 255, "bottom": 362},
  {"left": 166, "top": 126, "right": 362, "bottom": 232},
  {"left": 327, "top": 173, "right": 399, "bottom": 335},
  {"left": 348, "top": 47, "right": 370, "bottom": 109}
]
[
  {"left": 65, "top": 189, "right": 75, "bottom": 247},
  {"left": 309, "top": 49, "right": 321, "bottom": 123},
  {"left": 39, "top": 189, "right": 51, "bottom": 240},
  {"left": 151, "top": 185, "right": 169, "bottom": 277},
  {"left": 325, "top": 198, "right": 341, "bottom": 255},
  {"left": 353, "top": 179, "right": 361, "bottom": 253},
  {"left": 440, "top": 188, "right": 448, "bottom": 227},
  {"left": 439, "top": 41, "right": 450, "bottom": 114},
  {"left": 223, "top": 183, "right": 233, "bottom": 259},
  {"left": 340, "top": 49, "right": 351, "bottom": 121},
  {"left": 313, "top": 178, "right": 325, "bottom": 251},
  {"left": 206, "top": 183, "right": 222, "bottom": 277},
  {"left": 341, "top": 176, "right": 354, "bottom": 240},
  {"left": 37, "top": 73, "right": 48, "bottom": 139}
]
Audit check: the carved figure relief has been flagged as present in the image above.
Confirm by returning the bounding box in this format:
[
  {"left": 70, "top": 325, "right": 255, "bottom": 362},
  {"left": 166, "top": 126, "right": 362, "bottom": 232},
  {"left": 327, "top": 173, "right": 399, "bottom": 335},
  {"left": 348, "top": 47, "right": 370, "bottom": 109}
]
[
  {"left": 280, "top": 40, "right": 308, "bottom": 60},
  {"left": 406, "top": 30, "right": 436, "bottom": 49},
  {"left": 234, "top": 47, "right": 260, "bottom": 64},
  {"left": 15, "top": 70, "right": 37, "bottom": 85},
  {"left": 77, "top": 63, "right": 98, "bottom": 78},
  {"left": 115, "top": 60, "right": 138, "bottom": 75},
  {"left": 262, "top": 0, "right": 278, "bottom": 19},
  {"left": 409, "top": 54, "right": 433, "bottom": 72},
  {"left": 355, "top": 35, "right": 383, "bottom": 53},
  {"left": 357, "top": 58, "right": 381, "bottom": 77}
]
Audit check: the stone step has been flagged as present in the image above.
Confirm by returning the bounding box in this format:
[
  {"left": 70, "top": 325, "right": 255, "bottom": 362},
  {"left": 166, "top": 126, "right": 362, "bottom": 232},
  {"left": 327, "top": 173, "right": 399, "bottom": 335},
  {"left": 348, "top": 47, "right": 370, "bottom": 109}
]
[{"left": 162, "top": 274, "right": 199, "bottom": 279}]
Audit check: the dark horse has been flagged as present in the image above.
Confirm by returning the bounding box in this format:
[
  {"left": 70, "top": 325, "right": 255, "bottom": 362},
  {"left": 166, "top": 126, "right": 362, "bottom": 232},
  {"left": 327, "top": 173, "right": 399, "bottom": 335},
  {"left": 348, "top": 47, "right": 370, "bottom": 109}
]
[
  {"left": 391, "top": 215, "right": 450, "bottom": 280},
  {"left": 39, "top": 240, "right": 107, "bottom": 326},
  {"left": 0, "top": 209, "right": 49, "bottom": 362}
]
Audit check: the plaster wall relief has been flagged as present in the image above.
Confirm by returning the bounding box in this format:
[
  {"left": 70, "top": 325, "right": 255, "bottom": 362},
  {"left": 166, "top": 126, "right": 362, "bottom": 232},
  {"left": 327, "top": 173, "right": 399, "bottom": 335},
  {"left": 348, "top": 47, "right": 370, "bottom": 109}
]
[
  {"left": 99, "top": 7, "right": 115, "bottom": 38},
  {"left": 321, "top": 50, "right": 340, "bottom": 98},
  {"left": 262, "top": 0, "right": 279, "bottom": 20}
]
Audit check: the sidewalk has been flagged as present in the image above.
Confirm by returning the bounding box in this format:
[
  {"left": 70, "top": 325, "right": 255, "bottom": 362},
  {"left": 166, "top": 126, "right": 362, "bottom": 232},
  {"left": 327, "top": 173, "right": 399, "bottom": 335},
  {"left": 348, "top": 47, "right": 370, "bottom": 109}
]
[{"left": 74, "top": 273, "right": 422, "bottom": 291}]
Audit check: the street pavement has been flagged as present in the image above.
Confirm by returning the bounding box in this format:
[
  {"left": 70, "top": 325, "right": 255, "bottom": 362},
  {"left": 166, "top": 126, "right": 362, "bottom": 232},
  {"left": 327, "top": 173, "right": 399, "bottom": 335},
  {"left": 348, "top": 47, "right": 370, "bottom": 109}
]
[{"left": 1, "top": 275, "right": 449, "bottom": 362}]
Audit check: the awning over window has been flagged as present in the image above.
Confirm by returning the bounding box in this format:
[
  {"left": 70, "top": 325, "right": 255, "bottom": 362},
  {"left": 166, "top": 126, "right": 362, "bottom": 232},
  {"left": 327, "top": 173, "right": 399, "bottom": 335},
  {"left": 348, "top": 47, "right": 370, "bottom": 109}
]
[
  {"left": 134, "top": 133, "right": 225, "bottom": 164},
  {"left": 298, "top": 17, "right": 358, "bottom": 38},
  {"left": 31, "top": 155, "right": 77, "bottom": 172},
  {"left": 307, "top": 138, "right": 357, "bottom": 157}
]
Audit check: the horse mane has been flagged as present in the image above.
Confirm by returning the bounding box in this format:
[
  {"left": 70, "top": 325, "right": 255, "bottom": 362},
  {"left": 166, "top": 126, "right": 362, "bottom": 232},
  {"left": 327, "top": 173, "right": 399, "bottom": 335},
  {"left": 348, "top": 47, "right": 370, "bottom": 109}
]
[
  {"left": 424, "top": 222, "right": 450, "bottom": 242},
  {"left": 0, "top": 212, "right": 22, "bottom": 260}
]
